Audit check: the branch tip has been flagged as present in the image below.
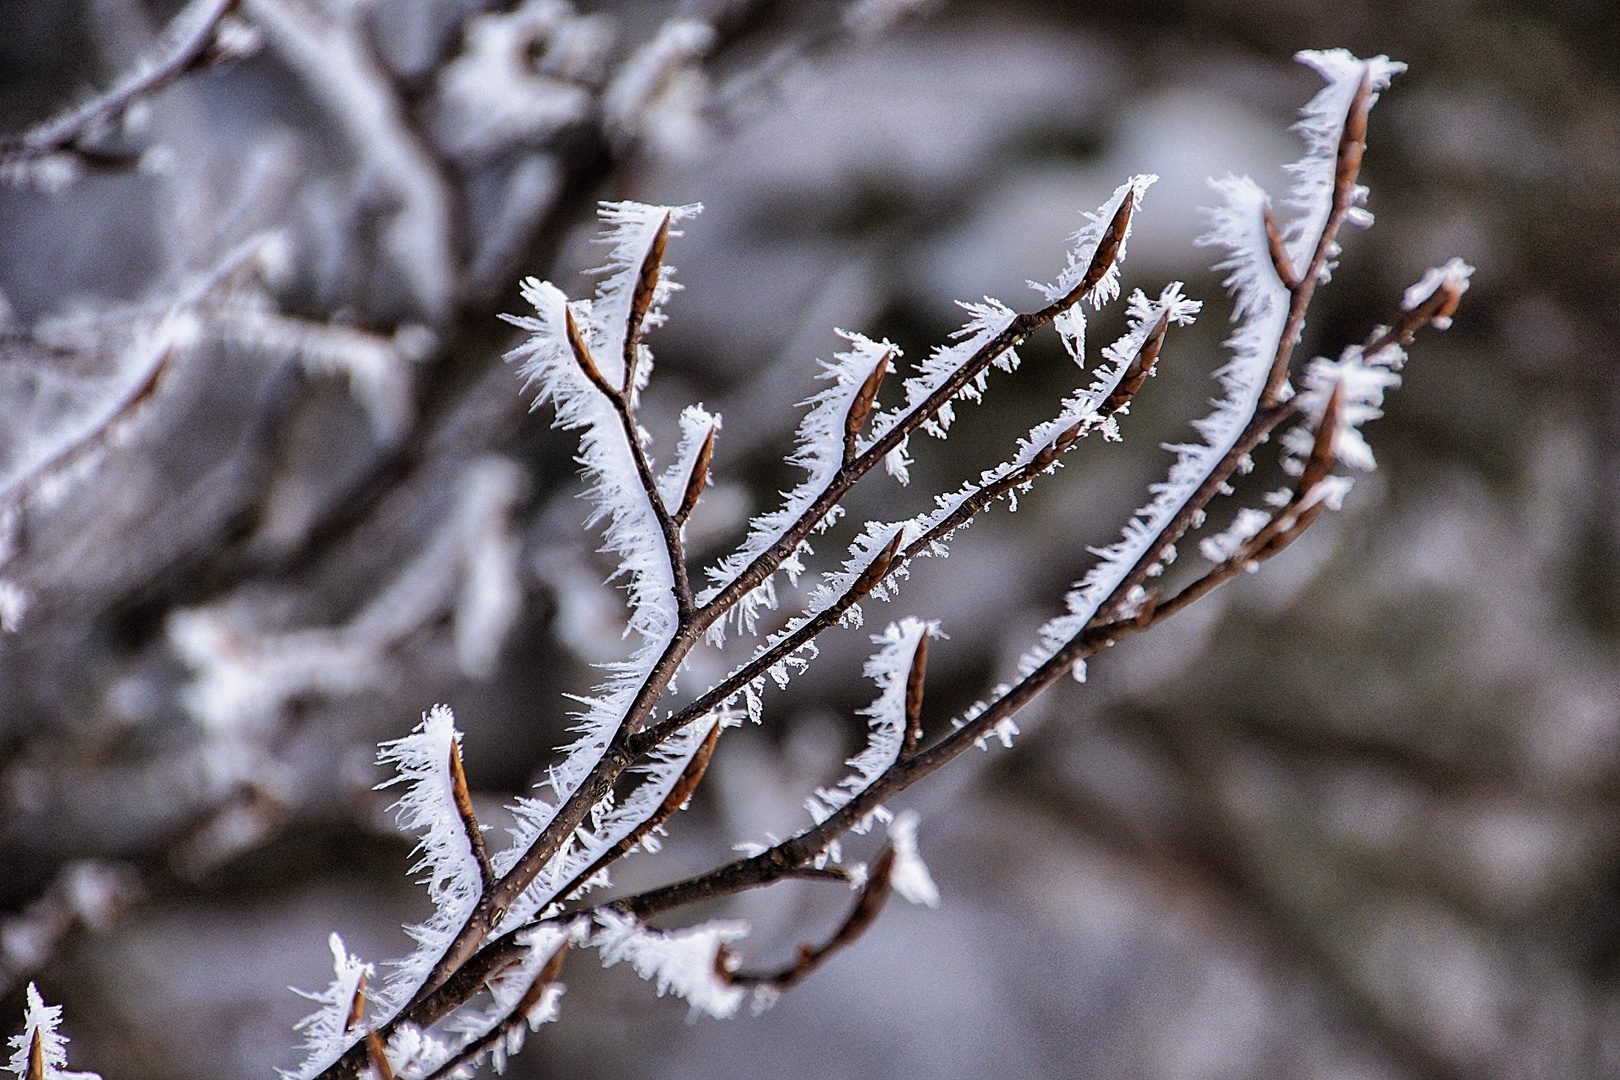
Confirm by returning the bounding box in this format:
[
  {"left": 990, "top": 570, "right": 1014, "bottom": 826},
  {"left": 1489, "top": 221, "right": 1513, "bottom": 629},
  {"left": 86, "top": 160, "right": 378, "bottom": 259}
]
[
  {"left": 448, "top": 737, "right": 496, "bottom": 890},
  {"left": 624, "top": 211, "right": 673, "bottom": 393},
  {"left": 844, "top": 351, "right": 891, "bottom": 463},
  {"left": 1263, "top": 201, "right": 1301, "bottom": 290},
  {"left": 675, "top": 426, "right": 716, "bottom": 525},
  {"left": 902, "top": 636, "right": 928, "bottom": 757}
]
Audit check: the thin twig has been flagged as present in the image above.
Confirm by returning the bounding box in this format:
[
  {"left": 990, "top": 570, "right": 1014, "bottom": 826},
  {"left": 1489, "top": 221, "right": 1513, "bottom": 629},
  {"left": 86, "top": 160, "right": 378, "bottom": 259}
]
[
  {"left": 0, "top": 0, "right": 240, "bottom": 164},
  {"left": 717, "top": 847, "right": 895, "bottom": 991}
]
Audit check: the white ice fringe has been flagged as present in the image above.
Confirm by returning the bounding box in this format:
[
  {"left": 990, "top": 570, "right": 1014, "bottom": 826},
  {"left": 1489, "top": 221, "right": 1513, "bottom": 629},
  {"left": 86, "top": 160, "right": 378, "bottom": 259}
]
[
  {"left": 593, "top": 911, "right": 748, "bottom": 1019},
  {"left": 496, "top": 203, "right": 699, "bottom": 924},
  {"left": 373, "top": 706, "right": 484, "bottom": 1010},
  {"left": 5, "top": 984, "right": 101, "bottom": 1080},
  {"left": 805, "top": 619, "right": 937, "bottom": 832},
  {"left": 496, "top": 712, "right": 736, "bottom": 929},
  {"left": 438, "top": 923, "right": 573, "bottom": 1075},
  {"left": 887, "top": 810, "right": 940, "bottom": 908},
  {"left": 1029, "top": 174, "right": 1157, "bottom": 364},
  {"left": 656, "top": 404, "right": 720, "bottom": 512},
  {"left": 1013, "top": 50, "right": 1401, "bottom": 681},
  {"left": 1281, "top": 50, "right": 1406, "bottom": 278},
  {"left": 696, "top": 331, "right": 895, "bottom": 641},
  {"left": 282, "top": 934, "right": 373, "bottom": 1080},
  {"left": 587, "top": 200, "right": 702, "bottom": 400}
]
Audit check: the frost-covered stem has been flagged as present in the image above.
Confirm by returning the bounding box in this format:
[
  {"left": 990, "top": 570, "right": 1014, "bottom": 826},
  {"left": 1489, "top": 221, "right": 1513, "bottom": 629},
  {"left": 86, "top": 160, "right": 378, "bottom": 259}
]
[
  {"left": 1132, "top": 285, "right": 1461, "bottom": 631},
  {"left": 418, "top": 943, "right": 569, "bottom": 1080},
  {"left": 447, "top": 740, "right": 496, "bottom": 891},
  {"left": 633, "top": 309, "right": 1180, "bottom": 755},
  {"left": 564, "top": 307, "right": 694, "bottom": 619},
  {"left": 1262, "top": 68, "right": 1372, "bottom": 407},
  {"left": 0, "top": 0, "right": 239, "bottom": 163},
  {"left": 716, "top": 847, "right": 896, "bottom": 991},
  {"left": 554, "top": 720, "right": 723, "bottom": 903},
  {"left": 692, "top": 284, "right": 1123, "bottom": 630}
]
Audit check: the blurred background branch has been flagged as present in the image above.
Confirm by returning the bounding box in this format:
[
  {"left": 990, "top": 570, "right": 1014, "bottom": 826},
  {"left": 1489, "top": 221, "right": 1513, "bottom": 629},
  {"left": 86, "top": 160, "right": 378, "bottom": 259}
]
[{"left": 0, "top": 1, "right": 1617, "bottom": 1078}]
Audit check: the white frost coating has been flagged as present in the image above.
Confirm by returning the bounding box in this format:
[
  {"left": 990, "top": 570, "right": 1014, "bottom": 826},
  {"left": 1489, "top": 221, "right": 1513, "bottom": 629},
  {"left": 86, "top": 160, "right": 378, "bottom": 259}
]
[
  {"left": 495, "top": 204, "right": 698, "bottom": 910},
  {"left": 373, "top": 706, "right": 485, "bottom": 1010},
  {"left": 868, "top": 298, "right": 1018, "bottom": 457},
  {"left": 283, "top": 934, "right": 373, "bottom": 1080},
  {"left": 887, "top": 810, "right": 940, "bottom": 908},
  {"left": 5, "top": 984, "right": 100, "bottom": 1080},
  {"left": 586, "top": 201, "right": 703, "bottom": 401},
  {"left": 1282, "top": 50, "right": 1407, "bottom": 279},
  {"left": 1401, "top": 256, "right": 1475, "bottom": 329},
  {"left": 805, "top": 619, "right": 937, "bottom": 831},
  {"left": 496, "top": 713, "right": 734, "bottom": 930},
  {"left": 1028, "top": 174, "right": 1157, "bottom": 364},
  {"left": 439, "top": 923, "right": 572, "bottom": 1074},
  {"left": 593, "top": 912, "right": 748, "bottom": 1019},
  {"left": 695, "top": 331, "right": 895, "bottom": 641},
  {"left": 701, "top": 284, "right": 1200, "bottom": 719},
  {"left": 656, "top": 404, "right": 720, "bottom": 512},
  {"left": 1011, "top": 50, "right": 1402, "bottom": 682},
  {"left": 1199, "top": 508, "right": 1273, "bottom": 563}
]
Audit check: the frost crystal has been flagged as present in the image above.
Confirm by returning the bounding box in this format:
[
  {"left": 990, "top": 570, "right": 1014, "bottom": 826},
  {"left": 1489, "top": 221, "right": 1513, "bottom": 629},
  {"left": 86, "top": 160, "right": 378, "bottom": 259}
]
[
  {"left": 887, "top": 810, "right": 940, "bottom": 908},
  {"left": 593, "top": 912, "right": 748, "bottom": 1019},
  {"left": 5, "top": 984, "right": 100, "bottom": 1080},
  {"left": 283, "top": 935, "right": 373, "bottom": 1080},
  {"left": 374, "top": 706, "right": 485, "bottom": 1008},
  {"left": 805, "top": 618, "right": 937, "bottom": 830}
]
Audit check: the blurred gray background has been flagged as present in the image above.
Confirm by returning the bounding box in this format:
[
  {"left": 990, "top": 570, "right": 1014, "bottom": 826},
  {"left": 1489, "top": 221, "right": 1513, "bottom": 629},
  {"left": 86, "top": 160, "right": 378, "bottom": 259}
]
[{"left": 1, "top": 1, "right": 1617, "bottom": 1078}]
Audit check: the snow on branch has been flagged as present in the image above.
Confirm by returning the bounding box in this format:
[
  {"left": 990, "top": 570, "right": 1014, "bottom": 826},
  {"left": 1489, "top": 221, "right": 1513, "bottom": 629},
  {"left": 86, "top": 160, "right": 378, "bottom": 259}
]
[
  {"left": 373, "top": 706, "right": 489, "bottom": 1010},
  {"left": 806, "top": 618, "right": 938, "bottom": 831},
  {"left": 592, "top": 911, "right": 748, "bottom": 1020},
  {"left": 283, "top": 935, "right": 373, "bottom": 1080},
  {"left": 4, "top": 984, "right": 101, "bottom": 1080},
  {"left": 1013, "top": 50, "right": 1403, "bottom": 682}
]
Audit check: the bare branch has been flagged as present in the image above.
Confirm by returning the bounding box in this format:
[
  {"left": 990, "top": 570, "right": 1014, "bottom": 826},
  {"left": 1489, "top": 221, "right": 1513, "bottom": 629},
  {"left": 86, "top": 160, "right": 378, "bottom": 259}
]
[
  {"left": 0, "top": 0, "right": 240, "bottom": 165},
  {"left": 717, "top": 847, "right": 896, "bottom": 991}
]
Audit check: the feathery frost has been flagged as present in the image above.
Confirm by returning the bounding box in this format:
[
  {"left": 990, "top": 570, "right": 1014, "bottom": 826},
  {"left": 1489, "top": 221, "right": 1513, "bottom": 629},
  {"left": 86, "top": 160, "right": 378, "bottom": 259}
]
[
  {"left": 374, "top": 706, "right": 485, "bottom": 1009},
  {"left": 696, "top": 331, "right": 896, "bottom": 640},
  {"left": 6, "top": 984, "right": 100, "bottom": 1080},
  {"left": 495, "top": 201, "right": 700, "bottom": 927},
  {"left": 887, "top": 810, "right": 940, "bottom": 908},
  {"left": 593, "top": 912, "right": 749, "bottom": 1019},
  {"left": 1012, "top": 49, "right": 1402, "bottom": 682},
  {"left": 1282, "top": 50, "right": 1406, "bottom": 274},
  {"left": 806, "top": 618, "right": 938, "bottom": 831},
  {"left": 696, "top": 177, "right": 1157, "bottom": 647},
  {"left": 283, "top": 934, "right": 373, "bottom": 1080},
  {"left": 1029, "top": 174, "right": 1157, "bottom": 364},
  {"left": 434, "top": 923, "right": 574, "bottom": 1076}
]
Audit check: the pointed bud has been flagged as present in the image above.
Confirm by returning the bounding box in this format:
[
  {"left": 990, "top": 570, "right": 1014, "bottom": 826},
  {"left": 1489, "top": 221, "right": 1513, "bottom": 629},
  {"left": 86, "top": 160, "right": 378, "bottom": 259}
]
[
  {"left": 447, "top": 737, "right": 495, "bottom": 889},
  {"left": 1298, "top": 380, "right": 1346, "bottom": 499},
  {"left": 1098, "top": 309, "right": 1172, "bottom": 419},
  {"left": 675, "top": 426, "right": 716, "bottom": 525},
  {"left": 848, "top": 530, "right": 904, "bottom": 603},
  {"left": 345, "top": 970, "right": 368, "bottom": 1032},
  {"left": 902, "top": 635, "right": 928, "bottom": 757},
  {"left": 1263, "top": 201, "right": 1301, "bottom": 290},
  {"left": 564, "top": 305, "right": 609, "bottom": 393},
  {"left": 1063, "top": 192, "right": 1134, "bottom": 308},
  {"left": 844, "top": 352, "right": 891, "bottom": 462},
  {"left": 623, "top": 212, "right": 673, "bottom": 392},
  {"left": 1335, "top": 68, "right": 1373, "bottom": 196},
  {"left": 366, "top": 1030, "right": 397, "bottom": 1080},
  {"left": 27, "top": 1029, "right": 43, "bottom": 1080}
]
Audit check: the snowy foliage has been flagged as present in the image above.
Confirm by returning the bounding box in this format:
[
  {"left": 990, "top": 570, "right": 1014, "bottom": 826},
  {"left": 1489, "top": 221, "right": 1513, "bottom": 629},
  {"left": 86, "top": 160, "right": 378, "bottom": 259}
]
[{"left": 4, "top": 984, "right": 100, "bottom": 1080}]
